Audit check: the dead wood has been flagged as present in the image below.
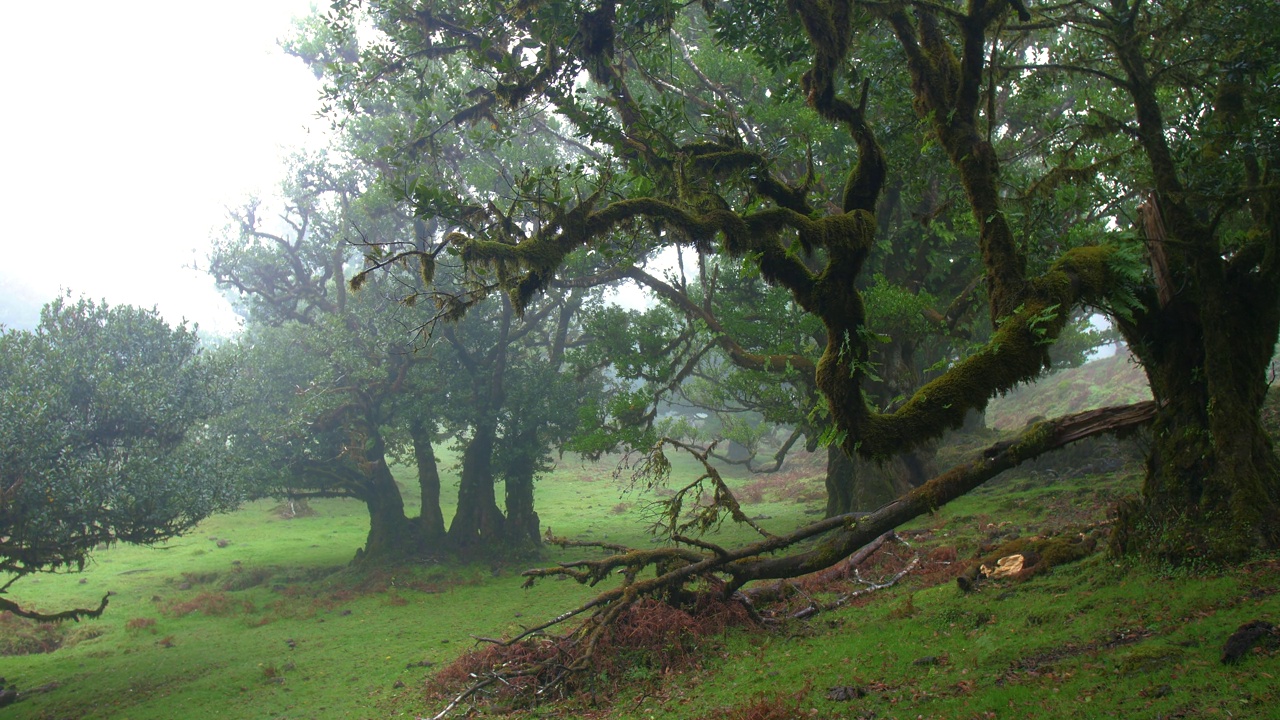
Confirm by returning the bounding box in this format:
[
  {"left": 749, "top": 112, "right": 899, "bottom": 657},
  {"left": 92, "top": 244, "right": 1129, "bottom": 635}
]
[{"left": 428, "top": 401, "right": 1156, "bottom": 718}]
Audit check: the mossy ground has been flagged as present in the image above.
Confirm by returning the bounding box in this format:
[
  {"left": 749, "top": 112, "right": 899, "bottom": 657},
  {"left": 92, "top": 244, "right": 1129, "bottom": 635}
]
[{"left": 3, "top": 363, "right": 1278, "bottom": 719}]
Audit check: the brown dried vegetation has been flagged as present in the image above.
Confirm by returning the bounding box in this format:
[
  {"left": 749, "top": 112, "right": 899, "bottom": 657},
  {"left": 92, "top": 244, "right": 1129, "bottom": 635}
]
[{"left": 428, "top": 594, "right": 752, "bottom": 710}]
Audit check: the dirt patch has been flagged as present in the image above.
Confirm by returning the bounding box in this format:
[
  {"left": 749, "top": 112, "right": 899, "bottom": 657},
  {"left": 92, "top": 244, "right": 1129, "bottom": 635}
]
[{"left": 1004, "top": 626, "right": 1154, "bottom": 677}]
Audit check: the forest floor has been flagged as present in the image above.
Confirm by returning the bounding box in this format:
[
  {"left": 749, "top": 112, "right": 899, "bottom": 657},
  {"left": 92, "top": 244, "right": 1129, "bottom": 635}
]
[{"left": 2, "top": 356, "right": 1277, "bottom": 720}]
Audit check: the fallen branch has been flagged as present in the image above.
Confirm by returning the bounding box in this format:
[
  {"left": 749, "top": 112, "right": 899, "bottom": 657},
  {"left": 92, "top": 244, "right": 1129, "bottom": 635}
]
[
  {"left": 791, "top": 533, "right": 918, "bottom": 619},
  {"left": 427, "top": 401, "right": 1156, "bottom": 718}
]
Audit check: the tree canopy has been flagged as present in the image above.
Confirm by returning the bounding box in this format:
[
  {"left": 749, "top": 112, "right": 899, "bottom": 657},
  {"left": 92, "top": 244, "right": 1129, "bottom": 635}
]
[
  {"left": 181, "top": 2, "right": 1280, "bottom": 704},
  {"left": 211, "top": 151, "right": 607, "bottom": 560},
  {"left": 0, "top": 297, "right": 241, "bottom": 620},
  {"left": 315, "top": 0, "right": 1279, "bottom": 564}
]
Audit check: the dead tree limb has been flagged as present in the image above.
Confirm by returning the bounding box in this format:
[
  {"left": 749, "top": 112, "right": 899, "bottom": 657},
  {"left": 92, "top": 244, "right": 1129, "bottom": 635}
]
[{"left": 431, "top": 401, "right": 1156, "bottom": 718}]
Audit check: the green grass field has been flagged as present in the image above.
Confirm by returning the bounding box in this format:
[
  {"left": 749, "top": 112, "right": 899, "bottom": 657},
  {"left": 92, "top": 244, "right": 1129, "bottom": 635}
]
[{"left": 3, "top": 398, "right": 1279, "bottom": 718}]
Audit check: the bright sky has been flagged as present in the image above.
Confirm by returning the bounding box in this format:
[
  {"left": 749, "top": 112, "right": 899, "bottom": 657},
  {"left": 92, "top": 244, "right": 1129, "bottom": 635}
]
[{"left": 0, "top": 1, "right": 325, "bottom": 336}]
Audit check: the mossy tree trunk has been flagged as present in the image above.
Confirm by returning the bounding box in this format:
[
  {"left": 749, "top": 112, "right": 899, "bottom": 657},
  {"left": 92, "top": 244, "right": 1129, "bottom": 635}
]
[
  {"left": 824, "top": 443, "right": 856, "bottom": 516},
  {"left": 502, "top": 429, "right": 543, "bottom": 549},
  {"left": 409, "top": 417, "right": 446, "bottom": 544},
  {"left": 1114, "top": 238, "right": 1280, "bottom": 559},
  {"left": 448, "top": 419, "right": 507, "bottom": 550},
  {"left": 353, "top": 435, "right": 422, "bottom": 563}
]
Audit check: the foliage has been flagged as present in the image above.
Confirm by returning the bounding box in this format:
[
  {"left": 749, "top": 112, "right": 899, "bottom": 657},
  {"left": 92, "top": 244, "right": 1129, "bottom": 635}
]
[
  {"left": 315, "top": 0, "right": 1280, "bottom": 564},
  {"left": 0, "top": 296, "right": 241, "bottom": 619}
]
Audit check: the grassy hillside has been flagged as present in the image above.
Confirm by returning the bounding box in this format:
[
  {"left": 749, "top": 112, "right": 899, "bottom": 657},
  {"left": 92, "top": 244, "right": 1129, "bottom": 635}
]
[
  {"left": 3, "top": 392, "right": 1279, "bottom": 719},
  {"left": 987, "top": 350, "right": 1151, "bottom": 431}
]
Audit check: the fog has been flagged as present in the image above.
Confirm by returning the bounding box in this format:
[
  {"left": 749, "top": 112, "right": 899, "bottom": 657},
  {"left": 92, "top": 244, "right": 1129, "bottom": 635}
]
[{"left": 0, "top": 0, "right": 324, "bottom": 335}]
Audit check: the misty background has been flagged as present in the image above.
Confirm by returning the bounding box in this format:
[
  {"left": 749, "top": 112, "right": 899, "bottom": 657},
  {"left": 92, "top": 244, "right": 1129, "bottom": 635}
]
[{"left": 0, "top": 0, "right": 324, "bottom": 335}]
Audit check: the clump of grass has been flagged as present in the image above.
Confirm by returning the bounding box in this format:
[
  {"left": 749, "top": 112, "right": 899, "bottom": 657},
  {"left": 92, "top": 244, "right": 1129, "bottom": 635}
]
[
  {"left": 162, "top": 592, "right": 254, "bottom": 618},
  {"left": 610, "top": 502, "right": 631, "bottom": 515},
  {"left": 705, "top": 689, "right": 808, "bottom": 720},
  {"left": 220, "top": 566, "right": 274, "bottom": 592},
  {"left": 887, "top": 594, "right": 919, "bottom": 620},
  {"left": 179, "top": 571, "right": 219, "bottom": 586},
  {"left": 125, "top": 617, "right": 157, "bottom": 634},
  {"left": 0, "top": 613, "right": 65, "bottom": 656},
  {"left": 1117, "top": 644, "right": 1185, "bottom": 675}
]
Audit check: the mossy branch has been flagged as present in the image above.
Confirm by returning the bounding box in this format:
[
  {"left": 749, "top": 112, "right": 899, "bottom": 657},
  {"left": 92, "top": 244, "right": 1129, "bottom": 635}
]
[
  {"left": 826, "top": 244, "right": 1123, "bottom": 459},
  {"left": 0, "top": 592, "right": 110, "bottom": 623},
  {"left": 462, "top": 196, "right": 873, "bottom": 313}
]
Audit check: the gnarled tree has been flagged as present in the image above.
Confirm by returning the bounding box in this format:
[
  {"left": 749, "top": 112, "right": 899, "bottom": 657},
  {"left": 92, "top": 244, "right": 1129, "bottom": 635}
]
[{"left": 301, "top": 1, "right": 1280, "bottom": 709}]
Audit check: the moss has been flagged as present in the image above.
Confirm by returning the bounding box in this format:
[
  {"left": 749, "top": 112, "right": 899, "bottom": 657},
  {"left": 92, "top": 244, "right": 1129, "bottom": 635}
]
[
  {"left": 958, "top": 531, "right": 1100, "bottom": 591},
  {"left": 1117, "top": 644, "right": 1184, "bottom": 676}
]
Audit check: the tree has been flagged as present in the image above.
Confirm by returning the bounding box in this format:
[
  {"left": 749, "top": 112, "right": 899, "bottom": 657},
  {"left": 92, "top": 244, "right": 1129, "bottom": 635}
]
[
  {"left": 0, "top": 296, "right": 241, "bottom": 620},
  {"left": 213, "top": 153, "right": 605, "bottom": 559},
  {"left": 303, "top": 2, "right": 1280, "bottom": 707},
  {"left": 324, "top": 0, "right": 1278, "bottom": 562}
]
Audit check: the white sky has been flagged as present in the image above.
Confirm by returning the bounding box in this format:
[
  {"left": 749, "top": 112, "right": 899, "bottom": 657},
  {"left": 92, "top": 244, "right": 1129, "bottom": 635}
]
[{"left": 0, "top": 1, "right": 325, "bottom": 336}]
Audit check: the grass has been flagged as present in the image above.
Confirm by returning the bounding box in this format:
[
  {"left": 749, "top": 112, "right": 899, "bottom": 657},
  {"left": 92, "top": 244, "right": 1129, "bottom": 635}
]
[{"left": 3, "top": 384, "right": 1279, "bottom": 719}]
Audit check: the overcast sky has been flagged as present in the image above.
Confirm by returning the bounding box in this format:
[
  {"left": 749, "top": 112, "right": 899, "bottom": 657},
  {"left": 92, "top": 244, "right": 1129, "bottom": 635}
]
[{"left": 0, "top": 1, "right": 325, "bottom": 335}]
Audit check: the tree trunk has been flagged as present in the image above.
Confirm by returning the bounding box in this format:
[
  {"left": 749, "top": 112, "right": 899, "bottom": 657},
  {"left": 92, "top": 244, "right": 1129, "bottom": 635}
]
[
  {"left": 1114, "top": 280, "right": 1280, "bottom": 561},
  {"left": 448, "top": 421, "right": 506, "bottom": 550},
  {"left": 1111, "top": 304, "right": 1280, "bottom": 558},
  {"left": 356, "top": 440, "right": 420, "bottom": 562},
  {"left": 824, "top": 442, "right": 938, "bottom": 517},
  {"left": 410, "top": 418, "right": 446, "bottom": 543},
  {"left": 824, "top": 443, "right": 856, "bottom": 517},
  {"left": 503, "top": 430, "right": 542, "bottom": 549}
]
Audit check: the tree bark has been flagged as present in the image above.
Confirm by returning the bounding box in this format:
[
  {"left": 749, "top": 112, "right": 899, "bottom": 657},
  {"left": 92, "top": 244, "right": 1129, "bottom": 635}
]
[
  {"left": 448, "top": 421, "right": 506, "bottom": 550},
  {"left": 824, "top": 443, "right": 856, "bottom": 517},
  {"left": 410, "top": 418, "right": 447, "bottom": 543},
  {"left": 1115, "top": 284, "right": 1280, "bottom": 560},
  {"left": 503, "top": 429, "right": 543, "bottom": 549},
  {"left": 356, "top": 437, "right": 420, "bottom": 562}
]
